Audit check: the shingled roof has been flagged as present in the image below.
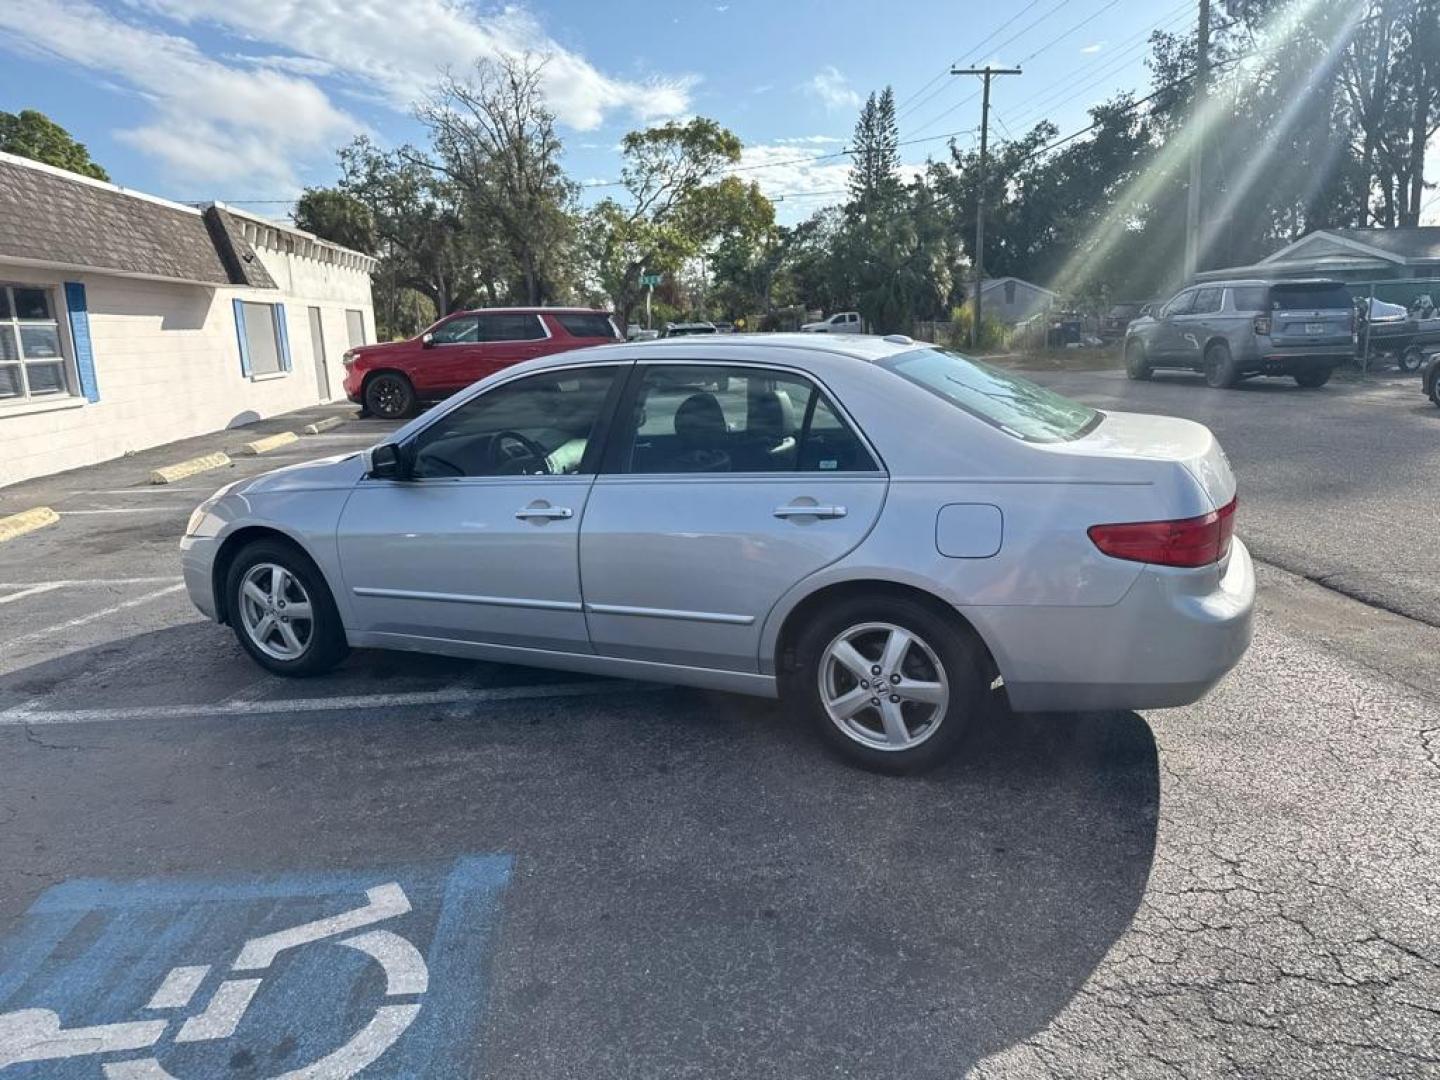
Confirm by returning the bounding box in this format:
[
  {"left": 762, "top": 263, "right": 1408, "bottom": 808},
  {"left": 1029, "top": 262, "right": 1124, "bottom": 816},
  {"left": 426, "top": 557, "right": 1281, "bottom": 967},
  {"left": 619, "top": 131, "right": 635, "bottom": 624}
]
[
  {"left": 1320, "top": 226, "right": 1440, "bottom": 263},
  {"left": 0, "top": 152, "right": 275, "bottom": 288}
]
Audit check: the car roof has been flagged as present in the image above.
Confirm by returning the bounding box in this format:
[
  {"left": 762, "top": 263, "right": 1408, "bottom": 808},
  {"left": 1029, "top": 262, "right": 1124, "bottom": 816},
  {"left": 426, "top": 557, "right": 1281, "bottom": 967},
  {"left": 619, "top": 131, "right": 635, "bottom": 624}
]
[
  {"left": 1189, "top": 278, "right": 1345, "bottom": 289},
  {"left": 522, "top": 332, "right": 925, "bottom": 375},
  {"left": 456, "top": 306, "right": 608, "bottom": 315}
]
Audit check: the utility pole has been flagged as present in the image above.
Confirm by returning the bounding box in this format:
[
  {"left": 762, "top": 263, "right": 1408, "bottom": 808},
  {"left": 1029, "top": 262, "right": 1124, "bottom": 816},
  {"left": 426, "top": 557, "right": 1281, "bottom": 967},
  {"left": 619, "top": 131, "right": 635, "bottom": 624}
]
[
  {"left": 952, "top": 65, "right": 1022, "bottom": 350},
  {"left": 1184, "top": 0, "right": 1211, "bottom": 281}
]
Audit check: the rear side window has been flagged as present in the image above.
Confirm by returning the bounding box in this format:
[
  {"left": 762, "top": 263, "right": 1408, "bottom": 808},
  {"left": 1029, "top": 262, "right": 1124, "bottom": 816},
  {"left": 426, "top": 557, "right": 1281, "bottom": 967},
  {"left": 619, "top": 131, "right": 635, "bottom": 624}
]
[
  {"left": 477, "top": 313, "right": 547, "bottom": 342},
  {"left": 1191, "top": 287, "right": 1222, "bottom": 314},
  {"left": 1271, "top": 283, "right": 1352, "bottom": 310},
  {"left": 613, "top": 365, "right": 877, "bottom": 474},
  {"left": 882, "top": 347, "right": 1099, "bottom": 444},
  {"left": 1231, "top": 286, "right": 1268, "bottom": 311},
  {"left": 555, "top": 313, "right": 619, "bottom": 339}
]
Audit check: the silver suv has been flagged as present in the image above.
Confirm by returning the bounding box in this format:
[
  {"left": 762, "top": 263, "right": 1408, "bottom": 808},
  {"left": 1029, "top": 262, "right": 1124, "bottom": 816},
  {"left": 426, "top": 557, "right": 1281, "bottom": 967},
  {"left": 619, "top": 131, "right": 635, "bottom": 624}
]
[{"left": 1125, "top": 279, "right": 1355, "bottom": 389}]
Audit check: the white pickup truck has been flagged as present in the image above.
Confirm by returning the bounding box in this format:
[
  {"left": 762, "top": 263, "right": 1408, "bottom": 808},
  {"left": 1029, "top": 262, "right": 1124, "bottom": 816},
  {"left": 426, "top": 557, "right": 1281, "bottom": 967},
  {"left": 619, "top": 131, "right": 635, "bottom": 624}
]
[{"left": 801, "top": 311, "right": 863, "bottom": 333}]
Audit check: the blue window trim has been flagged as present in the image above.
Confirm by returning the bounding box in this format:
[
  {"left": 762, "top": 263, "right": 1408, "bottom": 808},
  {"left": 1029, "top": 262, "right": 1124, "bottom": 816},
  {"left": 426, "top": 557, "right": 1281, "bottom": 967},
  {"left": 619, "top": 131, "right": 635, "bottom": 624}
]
[
  {"left": 63, "top": 282, "right": 100, "bottom": 403},
  {"left": 232, "top": 298, "right": 252, "bottom": 377}
]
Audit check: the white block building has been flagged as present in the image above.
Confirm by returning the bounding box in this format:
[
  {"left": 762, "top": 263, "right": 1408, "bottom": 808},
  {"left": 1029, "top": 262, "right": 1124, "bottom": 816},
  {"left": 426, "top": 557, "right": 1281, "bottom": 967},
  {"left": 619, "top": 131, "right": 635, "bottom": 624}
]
[{"left": 0, "top": 152, "right": 376, "bottom": 487}]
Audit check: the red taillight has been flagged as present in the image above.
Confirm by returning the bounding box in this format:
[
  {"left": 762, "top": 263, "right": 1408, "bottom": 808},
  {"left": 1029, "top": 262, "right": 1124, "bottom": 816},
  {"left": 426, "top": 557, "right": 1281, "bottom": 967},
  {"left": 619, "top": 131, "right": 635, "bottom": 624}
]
[
  {"left": 1253, "top": 315, "right": 1271, "bottom": 336},
  {"left": 1089, "top": 497, "right": 1237, "bottom": 569}
]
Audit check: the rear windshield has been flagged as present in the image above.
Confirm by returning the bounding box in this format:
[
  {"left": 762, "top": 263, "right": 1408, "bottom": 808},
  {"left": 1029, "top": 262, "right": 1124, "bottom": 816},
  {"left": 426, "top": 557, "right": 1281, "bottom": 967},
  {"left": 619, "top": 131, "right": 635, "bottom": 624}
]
[
  {"left": 881, "top": 347, "right": 1101, "bottom": 443},
  {"left": 1271, "top": 283, "right": 1352, "bottom": 310},
  {"left": 555, "top": 313, "right": 619, "bottom": 339}
]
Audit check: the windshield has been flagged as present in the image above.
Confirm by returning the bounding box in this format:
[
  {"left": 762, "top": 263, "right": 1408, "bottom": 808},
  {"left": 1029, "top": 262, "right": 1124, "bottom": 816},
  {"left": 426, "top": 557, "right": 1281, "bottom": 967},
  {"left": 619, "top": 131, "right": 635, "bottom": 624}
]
[{"left": 882, "top": 347, "right": 1101, "bottom": 443}]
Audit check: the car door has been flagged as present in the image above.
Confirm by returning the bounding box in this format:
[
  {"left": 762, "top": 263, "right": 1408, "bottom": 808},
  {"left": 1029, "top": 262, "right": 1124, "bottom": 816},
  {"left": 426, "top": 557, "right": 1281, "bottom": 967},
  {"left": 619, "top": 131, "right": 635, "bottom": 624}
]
[
  {"left": 579, "top": 361, "right": 887, "bottom": 673},
  {"left": 471, "top": 313, "right": 553, "bottom": 380},
  {"left": 1152, "top": 289, "right": 1196, "bottom": 361},
  {"left": 1173, "top": 286, "right": 1223, "bottom": 368},
  {"left": 336, "top": 363, "right": 626, "bottom": 654},
  {"left": 422, "top": 313, "right": 484, "bottom": 393}
]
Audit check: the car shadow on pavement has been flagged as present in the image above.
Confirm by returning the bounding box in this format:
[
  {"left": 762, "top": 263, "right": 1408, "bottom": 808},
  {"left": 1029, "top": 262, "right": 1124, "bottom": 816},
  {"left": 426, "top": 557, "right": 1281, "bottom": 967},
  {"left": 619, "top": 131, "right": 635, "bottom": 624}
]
[{"left": 1, "top": 627, "right": 1159, "bottom": 1079}]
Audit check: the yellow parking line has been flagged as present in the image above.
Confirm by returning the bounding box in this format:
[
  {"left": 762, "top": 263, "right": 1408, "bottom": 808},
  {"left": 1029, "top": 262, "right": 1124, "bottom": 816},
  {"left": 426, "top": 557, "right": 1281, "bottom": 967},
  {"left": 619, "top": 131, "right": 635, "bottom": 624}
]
[{"left": 0, "top": 506, "right": 60, "bottom": 543}]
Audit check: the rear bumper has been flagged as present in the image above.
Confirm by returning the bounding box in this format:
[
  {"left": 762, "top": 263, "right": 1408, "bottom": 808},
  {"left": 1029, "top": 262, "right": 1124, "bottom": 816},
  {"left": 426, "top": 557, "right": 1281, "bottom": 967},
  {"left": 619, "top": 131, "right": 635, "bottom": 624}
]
[
  {"left": 975, "top": 538, "right": 1256, "bottom": 713},
  {"left": 1254, "top": 342, "right": 1352, "bottom": 371}
]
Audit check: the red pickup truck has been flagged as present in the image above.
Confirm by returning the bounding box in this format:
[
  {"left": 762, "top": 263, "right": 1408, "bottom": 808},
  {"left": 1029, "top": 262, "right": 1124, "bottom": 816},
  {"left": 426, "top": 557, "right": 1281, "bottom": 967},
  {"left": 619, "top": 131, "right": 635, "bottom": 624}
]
[{"left": 342, "top": 307, "right": 621, "bottom": 418}]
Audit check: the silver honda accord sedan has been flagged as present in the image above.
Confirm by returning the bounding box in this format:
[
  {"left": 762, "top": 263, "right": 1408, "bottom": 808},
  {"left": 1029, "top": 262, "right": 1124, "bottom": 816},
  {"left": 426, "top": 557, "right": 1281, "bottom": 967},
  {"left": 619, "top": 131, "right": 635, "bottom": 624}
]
[{"left": 181, "top": 334, "right": 1254, "bottom": 773}]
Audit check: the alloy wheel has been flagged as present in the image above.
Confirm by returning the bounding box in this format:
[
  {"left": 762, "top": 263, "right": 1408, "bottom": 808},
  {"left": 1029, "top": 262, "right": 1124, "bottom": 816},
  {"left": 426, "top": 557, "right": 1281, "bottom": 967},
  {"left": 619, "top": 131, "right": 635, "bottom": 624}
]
[
  {"left": 238, "top": 562, "right": 314, "bottom": 661},
  {"left": 818, "top": 622, "right": 950, "bottom": 751}
]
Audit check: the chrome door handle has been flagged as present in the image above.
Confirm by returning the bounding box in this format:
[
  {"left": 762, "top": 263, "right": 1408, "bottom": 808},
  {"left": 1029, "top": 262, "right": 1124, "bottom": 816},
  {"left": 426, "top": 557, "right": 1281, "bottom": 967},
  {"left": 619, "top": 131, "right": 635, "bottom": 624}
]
[
  {"left": 773, "top": 504, "right": 847, "bottom": 520},
  {"left": 515, "top": 506, "right": 573, "bottom": 520}
]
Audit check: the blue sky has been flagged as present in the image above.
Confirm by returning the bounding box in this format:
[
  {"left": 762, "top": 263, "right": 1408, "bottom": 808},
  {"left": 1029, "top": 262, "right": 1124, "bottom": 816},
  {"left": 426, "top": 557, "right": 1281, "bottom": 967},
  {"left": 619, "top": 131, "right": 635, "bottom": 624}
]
[{"left": 0, "top": 0, "right": 1191, "bottom": 225}]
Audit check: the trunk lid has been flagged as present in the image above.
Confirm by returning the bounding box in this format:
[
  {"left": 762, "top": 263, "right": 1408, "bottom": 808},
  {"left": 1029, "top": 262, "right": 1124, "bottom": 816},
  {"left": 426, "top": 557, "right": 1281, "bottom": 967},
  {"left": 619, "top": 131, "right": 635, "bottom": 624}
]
[
  {"left": 1268, "top": 282, "right": 1354, "bottom": 347},
  {"left": 1045, "top": 410, "right": 1236, "bottom": 511}
]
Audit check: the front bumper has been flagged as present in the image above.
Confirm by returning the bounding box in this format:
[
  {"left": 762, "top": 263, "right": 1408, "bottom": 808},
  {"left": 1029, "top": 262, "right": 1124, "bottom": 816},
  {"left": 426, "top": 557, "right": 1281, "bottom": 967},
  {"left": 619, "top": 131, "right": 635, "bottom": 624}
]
[
  {"left": 977, "top": 538, "right": 1256, "bottom": 713},
  {"left": 180, "top": 534, "right": 222, "bottom": 622}
]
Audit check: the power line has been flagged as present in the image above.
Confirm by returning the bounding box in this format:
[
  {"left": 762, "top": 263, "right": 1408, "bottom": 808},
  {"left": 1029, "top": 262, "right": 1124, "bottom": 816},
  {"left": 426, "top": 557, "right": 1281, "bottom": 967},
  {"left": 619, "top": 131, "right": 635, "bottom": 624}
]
[
  {"left": 895, "top": 0, "right": 1049, "bottom": 120},
  {"left": 1015, "top": 0, "right": 1125, "bottom": 66}
]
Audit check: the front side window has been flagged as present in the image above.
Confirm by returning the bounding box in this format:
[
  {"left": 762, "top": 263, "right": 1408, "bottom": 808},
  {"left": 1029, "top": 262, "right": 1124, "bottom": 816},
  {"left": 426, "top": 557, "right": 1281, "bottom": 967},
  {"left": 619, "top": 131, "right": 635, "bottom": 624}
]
[
  {"left": 409, "top": 366, "right": 618, "bottom": 479},
  {"left": 429, "top": 315, "right": 479, "bottom": 345},
  {"left": 477, "top": 313, "right": 547, "bottom": 342},
  {"left": 239, "top": 301, "right": 286, "bottom": 377},
  {"left": 0, "top": 285, "right": 70, "bottom": 402},
  {"left": 614, "top": 365, "right": 877, "bottom": 475},
  {"left": 881, "top": 347, "right": 1100, "bottom": 444},
  {"left": 1161, "top": 291, "right": 1195, "bottom": 319}
]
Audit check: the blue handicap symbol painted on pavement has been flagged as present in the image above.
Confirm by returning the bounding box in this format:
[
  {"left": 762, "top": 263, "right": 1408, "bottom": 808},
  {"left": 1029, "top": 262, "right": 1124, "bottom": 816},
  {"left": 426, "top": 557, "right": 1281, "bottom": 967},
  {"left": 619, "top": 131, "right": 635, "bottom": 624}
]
[{"left": 0, "top": 855, "right": 512, "bottom": 1078}]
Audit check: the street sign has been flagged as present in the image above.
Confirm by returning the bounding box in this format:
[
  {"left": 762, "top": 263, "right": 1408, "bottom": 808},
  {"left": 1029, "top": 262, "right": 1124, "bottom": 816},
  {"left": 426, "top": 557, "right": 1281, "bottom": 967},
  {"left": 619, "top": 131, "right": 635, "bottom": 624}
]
[
  {"left": 0, "top": 856, "right": 511, "bottom": 1078},
  {"left": 639, "top": 275, "right": 661, "bottom": 287}
]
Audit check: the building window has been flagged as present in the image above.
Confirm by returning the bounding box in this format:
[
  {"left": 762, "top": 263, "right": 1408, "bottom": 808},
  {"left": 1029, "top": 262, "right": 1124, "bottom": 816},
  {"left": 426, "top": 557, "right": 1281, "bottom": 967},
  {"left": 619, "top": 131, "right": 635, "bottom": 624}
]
[
  {"left": 233, "top": 300, "right": 292, "bottom": 379},
  {"left": 345, "top": 308, "right": 366, "bottom": 347},
  {"left": 0, "top": 284, "right": 72, "bottom": 403}
]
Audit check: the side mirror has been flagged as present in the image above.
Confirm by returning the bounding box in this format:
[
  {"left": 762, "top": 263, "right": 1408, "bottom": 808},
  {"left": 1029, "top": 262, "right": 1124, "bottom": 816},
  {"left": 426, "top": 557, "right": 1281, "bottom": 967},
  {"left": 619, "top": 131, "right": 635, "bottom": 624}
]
[
  {"left": 367, "top": 443, "right": 408, "bottom": 481},
  {"left": 421, "top": 332, "right": 435, "bottom": 348}
]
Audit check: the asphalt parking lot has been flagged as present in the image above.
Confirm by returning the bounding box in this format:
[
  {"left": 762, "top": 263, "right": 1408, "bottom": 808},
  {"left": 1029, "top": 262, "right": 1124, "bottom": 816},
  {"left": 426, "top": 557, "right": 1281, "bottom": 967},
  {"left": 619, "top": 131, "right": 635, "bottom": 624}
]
[{"left": 2, "top": 374, "right": 1440, "bottom": 1077}]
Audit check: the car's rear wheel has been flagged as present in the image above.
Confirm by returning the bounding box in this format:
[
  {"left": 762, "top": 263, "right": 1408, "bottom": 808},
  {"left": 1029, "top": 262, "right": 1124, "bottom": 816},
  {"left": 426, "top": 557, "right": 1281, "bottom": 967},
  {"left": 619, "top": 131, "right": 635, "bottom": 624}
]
[
  {"left": 1203, "top": 341, "right": 1238, "bottom": 388},
  {"left": 225, "top": 540, "right": 348, "bottom": 676},
  {"left": 1428, "top": 372, "right": 1440, "bottom": 407},
  {"left": 1125, "top": 340, "right": 1152, "bottom": 380},
  {"left": 1294, "top": 368, "right": 1332, "bottom": 389},
  {"left": 1399, "top": 345, "right": 1425, "bottom": 373},
  {"left": 795, "top": 595, "right": 988, "bottom": 774},
  {"left": 364, "top": 372, "right": 417, "bottom": 419}
]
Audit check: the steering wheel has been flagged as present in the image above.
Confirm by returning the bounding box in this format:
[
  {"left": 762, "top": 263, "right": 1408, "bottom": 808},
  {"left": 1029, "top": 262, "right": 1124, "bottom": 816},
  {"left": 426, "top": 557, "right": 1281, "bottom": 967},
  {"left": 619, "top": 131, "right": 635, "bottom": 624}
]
[{"left": 492, "top": 430, "right": 552, "bottom": 475}]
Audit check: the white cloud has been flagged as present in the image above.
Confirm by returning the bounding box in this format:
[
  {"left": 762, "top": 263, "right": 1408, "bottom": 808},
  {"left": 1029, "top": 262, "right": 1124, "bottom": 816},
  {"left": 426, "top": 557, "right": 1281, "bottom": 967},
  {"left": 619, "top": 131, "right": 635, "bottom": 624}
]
[
  {"left": 0, "top": 0, "right": 697, "bottom": 185},
  {"left": 806, "top": 66, "right": 861, "bottom": 112},
  {"left": 774, "top": 135, "right": 845, "bottom": 146},
  {"left": 731, "top": 142, "right": 929, "bottom": 223},
  {"left": 1080, "top": 42, "right": 1105, "bottom": 54}
]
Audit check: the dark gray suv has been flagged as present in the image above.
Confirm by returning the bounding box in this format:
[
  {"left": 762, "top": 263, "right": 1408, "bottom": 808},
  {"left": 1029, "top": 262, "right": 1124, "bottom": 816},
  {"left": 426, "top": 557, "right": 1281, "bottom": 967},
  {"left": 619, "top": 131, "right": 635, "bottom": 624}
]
[{"left": 1125, "top": 279, "right": 1356, "bottom": 389}]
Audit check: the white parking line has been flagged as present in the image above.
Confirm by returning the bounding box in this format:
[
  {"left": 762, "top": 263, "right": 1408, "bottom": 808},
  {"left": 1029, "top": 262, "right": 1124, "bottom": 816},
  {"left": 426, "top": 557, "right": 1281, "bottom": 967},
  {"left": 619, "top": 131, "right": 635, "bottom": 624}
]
[
  {"left": 1, "top": 680, "right": 663, "bottom": 726},
  {"left": 0, "top": 577, "right": 182, "bottom": 588},
  {"left": 0, "top": 583, "right": 67, "bottom": 606},
  {"left": 6, "top": 584, "right": 188, "bottom": 649}
]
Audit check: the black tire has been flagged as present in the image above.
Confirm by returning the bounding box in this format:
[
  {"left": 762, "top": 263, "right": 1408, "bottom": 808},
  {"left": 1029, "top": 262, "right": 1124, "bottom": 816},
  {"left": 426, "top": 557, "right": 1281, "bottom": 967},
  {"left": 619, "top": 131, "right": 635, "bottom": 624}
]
[
  {"left": 224, "top": 539, "right": 349, "bottom": 676},
  {"left": 1294, "top": 367, "right": 1332, "bottom": 389},
  {"left": 1428, "top": 372, "right": 1440, "bottom": 407},
  {"left": 1399, "top": 346, "right": 1425, "bottom": 373},
  {"left": 1125, "top": 340, "right": 1152, "bottom": 380},
  {"left": 1203, "top": 341, "right": 1238, "bottom": 388},
  {"left": 364, "top": 372, "right": 418, "bottom": 420},
  {"left": 793, "top": 594, "right": 989, "bottom": 775}
]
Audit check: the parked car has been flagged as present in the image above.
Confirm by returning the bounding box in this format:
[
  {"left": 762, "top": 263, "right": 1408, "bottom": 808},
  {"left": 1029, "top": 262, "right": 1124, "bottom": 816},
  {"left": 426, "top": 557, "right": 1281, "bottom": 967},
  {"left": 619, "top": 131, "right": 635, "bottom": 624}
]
[
  {"left": 1422, "top": 352, "right": 1440, "bottom": 407},
  {"left": 626, "top": 324, "right": 660, "bottom": 342},
  {"left": 802, "top": 311, "right": 864, "bottom": 333},
  {"left": 713, "top": 321, "right": 736, "bottom": 334},
  {"left": 342, "top": 307, "right": 621, "bottom": 419},
  {"left": 1100, "top": 302, "right": 1145, "bottom": 340},
  {"left": 1125, "top": 278, "right": 1355, "bottom": 388},
  {"left": 663, "top": 322, "right": 718, "bottom": 337},
  {"left": 182, "top": 335, "right": 1253, "bottom": 774}
]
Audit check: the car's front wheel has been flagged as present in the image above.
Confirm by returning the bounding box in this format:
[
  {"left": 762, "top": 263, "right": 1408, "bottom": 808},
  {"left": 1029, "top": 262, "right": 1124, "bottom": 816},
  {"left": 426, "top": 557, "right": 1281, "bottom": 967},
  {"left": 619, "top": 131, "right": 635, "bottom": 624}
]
[
  {"left": 1125, "top": 340, "right": 1152, "bottom": 380},
  {"left": 364, "top": 372, "right": 418, "bottom": 420},
  {"left": 795, "top": 595, "right": 988, "bottom": 774},
  {"left": 225, "top": 540, "right": 349, "bottom": 676}
]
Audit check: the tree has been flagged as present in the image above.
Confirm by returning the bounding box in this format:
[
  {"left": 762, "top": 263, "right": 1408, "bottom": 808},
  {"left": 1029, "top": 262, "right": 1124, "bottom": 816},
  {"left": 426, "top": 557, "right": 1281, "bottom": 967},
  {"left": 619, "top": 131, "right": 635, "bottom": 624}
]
[
  {"left": 847, "top": 88, "right": 903, "bottom": 218},
  {"left": 0, "top": 109, "right": 108, "bottom": 181},
  {"left": 417, "top": 54, "right": 578, "bottom": 305},
  {"left": 583, "top": 117, "right": 752, "bottom": 328},
  {"left": 294, "top": 188, "right": 375, "bottom": 254}
]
